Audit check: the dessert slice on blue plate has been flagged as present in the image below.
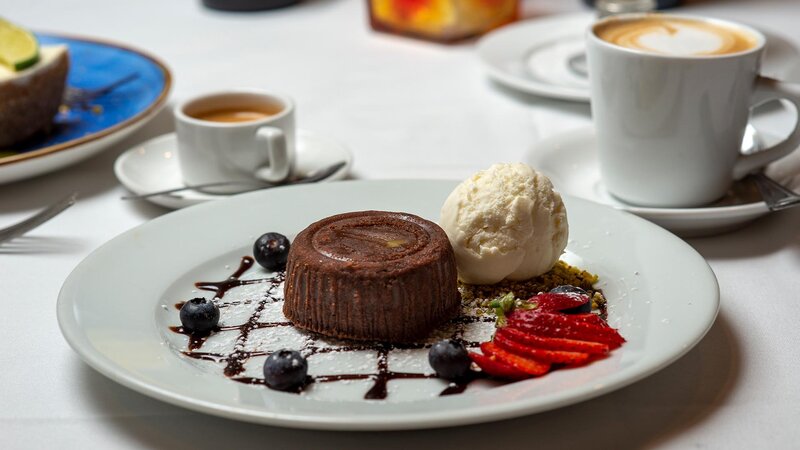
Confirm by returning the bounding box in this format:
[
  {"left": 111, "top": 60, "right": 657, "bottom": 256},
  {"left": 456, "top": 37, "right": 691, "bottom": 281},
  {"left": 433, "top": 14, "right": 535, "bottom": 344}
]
[{"left": 0, "top": 18, "right": 68, "bottom": 148}]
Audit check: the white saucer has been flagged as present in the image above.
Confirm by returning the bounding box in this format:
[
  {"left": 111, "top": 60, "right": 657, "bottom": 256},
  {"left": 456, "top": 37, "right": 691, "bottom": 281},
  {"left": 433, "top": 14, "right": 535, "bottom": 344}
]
[
  {"left": 477, "top": 13, "right": 800, "bottom": 103},
  {"left": 114, "top": 129, "right": 353, "bottom": 209},
  {"left": 529, "top": 126, "right": 800, "bottom": 237},
  {"left": 477, "top": 13, "right": 593, "bottom": 102}
]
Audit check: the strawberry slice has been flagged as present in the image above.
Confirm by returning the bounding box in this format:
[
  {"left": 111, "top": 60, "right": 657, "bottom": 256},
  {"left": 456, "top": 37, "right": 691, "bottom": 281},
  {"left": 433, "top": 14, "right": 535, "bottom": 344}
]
[
  {"left": 494, "top": 331, "right": 589, "bottom": 365},
  {"left": 468, "top": 352, "right": 529, "bottom": 380},
  {"left": 481, "top": 342, "right": 551, "bottom": 376},
  {"left": 512, "top": 323, "right": 623, "bottom": 348},
  {"left": 518, "top": 310, "right": 611, "bottom": 328},
  {"left": 508, "top": 311, "right": 625, "bottom": 348},
  {"left": 499, "top": 327, "right": 610, "bottom": 355},
  {"left": 568, "top": 313, "right": 610, "bottom": 328},
  {"left": 530, "top": 292, "right": 589, "bottom": 312}
]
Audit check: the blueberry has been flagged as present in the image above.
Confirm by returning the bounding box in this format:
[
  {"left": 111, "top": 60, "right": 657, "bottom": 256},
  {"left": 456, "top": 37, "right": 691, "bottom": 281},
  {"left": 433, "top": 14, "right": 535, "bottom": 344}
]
[
  {"left": 179, "top": 297, "right": 220, "bottom": 333},
  {"left": 550, "top": 285, "right": 592, "bottom": 314},
  {"left": 428, "top": 339, "right": 472, "bottom": 380},
  {"left": 263, "top": 350, "right": 308, "bottom": 391},
  {"left": 253, "top": 232, "right": 291, "bottom": 271}
]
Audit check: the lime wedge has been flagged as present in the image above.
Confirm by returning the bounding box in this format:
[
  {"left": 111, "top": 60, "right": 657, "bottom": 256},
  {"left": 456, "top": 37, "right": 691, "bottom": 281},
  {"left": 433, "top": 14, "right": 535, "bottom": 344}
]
[{"left": 0, "top": 18, "right": 39, "bottom": 71}]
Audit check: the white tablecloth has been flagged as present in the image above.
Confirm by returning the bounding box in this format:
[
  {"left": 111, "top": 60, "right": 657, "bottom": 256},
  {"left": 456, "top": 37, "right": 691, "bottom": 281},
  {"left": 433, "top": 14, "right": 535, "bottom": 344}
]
[{"left": 2, "top": 0, "right": 800, "bottom": 448}]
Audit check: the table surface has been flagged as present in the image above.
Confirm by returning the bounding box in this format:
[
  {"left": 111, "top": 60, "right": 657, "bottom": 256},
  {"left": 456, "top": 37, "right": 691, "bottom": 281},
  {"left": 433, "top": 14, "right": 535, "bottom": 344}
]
[{"left": 2, "top": 0, "right": 800, "bottom": 448}]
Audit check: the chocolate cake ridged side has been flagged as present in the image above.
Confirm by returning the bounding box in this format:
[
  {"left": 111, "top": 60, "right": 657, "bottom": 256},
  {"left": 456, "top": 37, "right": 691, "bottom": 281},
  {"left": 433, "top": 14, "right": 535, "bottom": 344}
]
[
  {"left": 282, "top": 211, "right": 461, "bottom": 343},
  {"left": 283, "top": 258, "right": 460, "bottom": 343}
]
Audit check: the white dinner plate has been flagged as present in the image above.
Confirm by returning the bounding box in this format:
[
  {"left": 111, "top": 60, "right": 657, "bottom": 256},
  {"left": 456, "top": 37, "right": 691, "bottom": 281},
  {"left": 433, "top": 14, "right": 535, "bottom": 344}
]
[
  {"left": 57, "top": 180, "right": 719, "bottom": 430},
  {"left": 529, "top": 126, "right": 800, "bottom": 237},
  {"left": 114, "top": 130, "right": 353, "bottom": 209}
]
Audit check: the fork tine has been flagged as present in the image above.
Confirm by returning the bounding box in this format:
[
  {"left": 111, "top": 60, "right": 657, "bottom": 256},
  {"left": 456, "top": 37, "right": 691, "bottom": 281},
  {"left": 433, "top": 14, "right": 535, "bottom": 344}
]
[{"left": 0, "top": 193, "right": 77, "bottom": 244}]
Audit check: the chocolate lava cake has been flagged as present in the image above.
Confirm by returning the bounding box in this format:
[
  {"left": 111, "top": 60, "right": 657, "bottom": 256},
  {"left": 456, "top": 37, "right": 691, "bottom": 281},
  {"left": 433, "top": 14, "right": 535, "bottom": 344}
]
[{"left": 283, "top": 210, "right": 460, "bottom": 343}]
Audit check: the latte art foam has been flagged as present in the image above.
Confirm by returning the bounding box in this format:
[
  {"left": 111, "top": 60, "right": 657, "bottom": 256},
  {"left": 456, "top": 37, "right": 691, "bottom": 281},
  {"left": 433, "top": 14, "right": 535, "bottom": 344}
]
[{"left": 595, "top": 16, "right": 758, "bottom": 56}]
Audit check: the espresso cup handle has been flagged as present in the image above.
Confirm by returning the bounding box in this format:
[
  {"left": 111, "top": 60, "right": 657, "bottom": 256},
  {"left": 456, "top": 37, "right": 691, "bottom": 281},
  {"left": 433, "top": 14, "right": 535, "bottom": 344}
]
[
  {"left": 734, "top": 76, "right": 800, "bottom": 179},
  {"left": 255, "top": 126, "right": 291, "bottom": 182}
]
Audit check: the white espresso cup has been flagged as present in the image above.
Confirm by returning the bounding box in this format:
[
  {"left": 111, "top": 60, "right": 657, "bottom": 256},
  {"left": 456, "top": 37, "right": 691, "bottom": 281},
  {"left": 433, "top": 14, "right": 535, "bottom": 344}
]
[
  {"left": 174, "top": 90, "right": 295, "bottom": 193},
  {"left": 586, "top": 13, "right": 800, "bottom": 208}
]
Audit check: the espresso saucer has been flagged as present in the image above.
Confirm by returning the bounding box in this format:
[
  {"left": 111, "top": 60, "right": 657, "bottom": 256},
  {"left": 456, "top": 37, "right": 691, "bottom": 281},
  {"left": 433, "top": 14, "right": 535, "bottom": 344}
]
[
  {"left": 114, "top": 129, "right": 353, "bottom": 209},
  {"left": 528, "top": 126, "right": 800, "bottom": 237}
]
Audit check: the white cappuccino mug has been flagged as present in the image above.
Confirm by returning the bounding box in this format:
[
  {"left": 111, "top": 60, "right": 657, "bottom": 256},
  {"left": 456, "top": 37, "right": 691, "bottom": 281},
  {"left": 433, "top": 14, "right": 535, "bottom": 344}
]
[
  {"left": 586, "top": 14, "right": 800, "bottom": 208},
  {"left": 174, "top": 90, "right": 296, "bottom": 193}
]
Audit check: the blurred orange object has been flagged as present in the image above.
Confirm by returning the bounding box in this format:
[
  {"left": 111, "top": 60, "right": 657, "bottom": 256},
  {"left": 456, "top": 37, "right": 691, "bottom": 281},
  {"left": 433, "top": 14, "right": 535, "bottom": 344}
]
[{"left": 368, "top": 0, "right": 519, "bottom": 43}]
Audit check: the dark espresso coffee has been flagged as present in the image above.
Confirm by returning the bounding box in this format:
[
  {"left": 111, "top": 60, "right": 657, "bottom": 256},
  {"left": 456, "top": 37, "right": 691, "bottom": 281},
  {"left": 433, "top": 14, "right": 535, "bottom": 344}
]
[{"left": 192, "top": 106, "right": 282, "bottom": 123}]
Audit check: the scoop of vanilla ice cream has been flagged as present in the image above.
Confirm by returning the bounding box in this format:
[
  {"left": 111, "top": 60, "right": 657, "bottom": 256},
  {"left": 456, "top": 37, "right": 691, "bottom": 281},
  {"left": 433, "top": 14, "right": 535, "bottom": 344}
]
[{"left": 439, "top": 163, "right": 568, "bottom": 285}]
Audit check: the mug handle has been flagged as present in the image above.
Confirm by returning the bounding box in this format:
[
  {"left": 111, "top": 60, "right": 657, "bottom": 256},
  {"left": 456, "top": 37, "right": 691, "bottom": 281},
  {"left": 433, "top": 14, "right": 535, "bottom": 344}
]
[
  {"left": 255, "top": 126, "right": 291, "bottom": 182},
  {"left": 733, "top": 76, "right": 800, "bottom": 179}
]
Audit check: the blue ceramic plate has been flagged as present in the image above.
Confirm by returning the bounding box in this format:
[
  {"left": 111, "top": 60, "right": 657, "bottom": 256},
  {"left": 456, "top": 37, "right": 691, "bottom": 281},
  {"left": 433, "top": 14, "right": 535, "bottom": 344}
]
[{"left": 0, "top": 33, "right": 171, "bottom": 184}]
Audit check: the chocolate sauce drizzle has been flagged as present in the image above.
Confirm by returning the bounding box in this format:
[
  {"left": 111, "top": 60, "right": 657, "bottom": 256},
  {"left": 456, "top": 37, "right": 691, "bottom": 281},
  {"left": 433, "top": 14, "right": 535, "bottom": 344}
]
[{"left": 170, "top": 256, "right": 495, "bottom": 399}]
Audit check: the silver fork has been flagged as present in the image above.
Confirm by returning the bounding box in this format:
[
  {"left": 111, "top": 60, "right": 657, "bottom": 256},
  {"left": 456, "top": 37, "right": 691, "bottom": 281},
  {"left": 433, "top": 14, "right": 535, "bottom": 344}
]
[
  {"left": 748, "top": 173, "right": 800, "bottom": 211},
  {"left": 0, "top": 193, "right": 77, "bottom": 244},
  {"left": 63, "top": 73, "right": 139, "bottom": 106}
]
